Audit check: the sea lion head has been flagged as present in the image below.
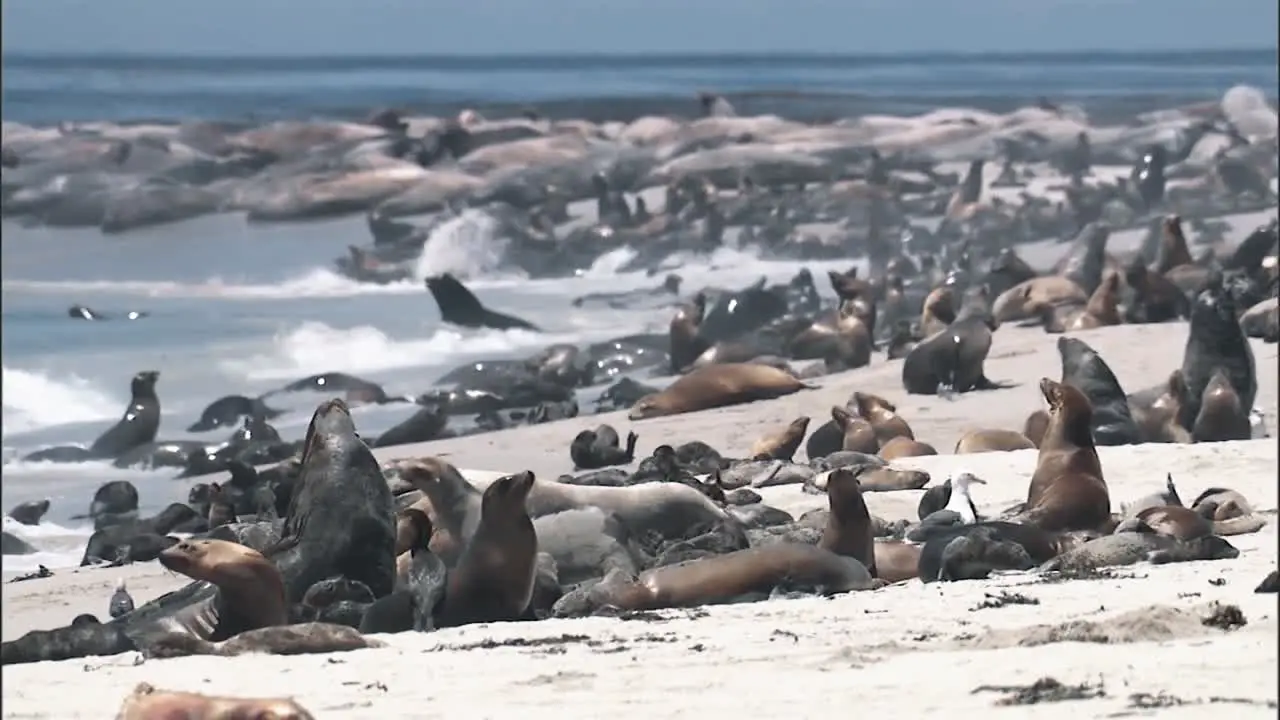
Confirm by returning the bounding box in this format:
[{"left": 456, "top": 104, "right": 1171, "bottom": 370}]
[
  {"left": 395, "top": 507, "right": 433, "bottom": 555},
  {"left": 628, "top": 394, "right": 664, "bottom": 421},
  {"left": 482, "top": 470, "right": 536, "bottom": 516},
  {"left": 830, "top": 405, "right": 856, "bottom": 428},
  {"left": 131, "top": 370, "right": 160, "bottom": 396},
  {"left": 851, "top": 391, "right": 895, "bottom": 418},
  {"left": 301, "top": 398, "right": 355, "bottom": 460}
]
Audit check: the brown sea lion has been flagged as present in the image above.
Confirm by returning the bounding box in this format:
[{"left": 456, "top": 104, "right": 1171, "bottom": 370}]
[
  {"left": 158, "top": 538, "right": 287, "bottom": 630},
  {"left": 827, "top": 267, "right": 873, "bottom": 302},
  {"left": 1016, "top": 378, "right": 1112, "bottom": 532},
  {"left": 830, "top": 405, "right": 879, "bottom": 454},
  {"left": 394, "top": 507, "right": 433, "bottom": 584},
  {"left": 992, "top": 276, "right": 1088, "bottom": 323},
  {"left": 1156, "top": 214, "right": 1195, "bottom": 274},
  {"left": 946, "top": 160, "right": 985, "bottom": 220},
  {"left": 818, "top": 466, "right": 877, "bottom": 575},
  {"left": 1191, "top": 487, "right": 1269, "bottom": 535},
  {"left": 437, "top": 470, "right": 538, "bottom": 627},
  {"left": 1121, "top": 505, "right": 1213, "bottom": 541},
  {"left": 872, "top": 540, "right": 922, "bottom": 583},
  {"left": 789, "top": 298, "right": 873, "bottom": 369},
  {"left": 628, "top": 363, "right": 812, "bottom": 420},
  {"left": 878, "top": 436, "right": 938, "bottom": 460},
  {"left": 808, "top": 465, "right": 930, "bottom": 493},
  {"left": 116, "top": 682, "right": 315, "bottom": 720},
  {"left": 749, "top": 416, "right": 811, "bottom": 461},
  {"left": 1023, "top": 410, "right": 1050, "bottom": 448},
  {"left": 919, "top": 286, "right": 957, "bottom": 337},
  {"left": 1191, "top": 367, "right": 1252, "bottom": 442},
  {"left": 850, "top": 391, "right": 914, "bottom": 444},
  {"left": 1131, "top": 370, "right": 1193, "bottom": 443},
  {"left": 394, "top": 458, "right": 477, "bottom": 565},
  {"left": 954, "top": 428, "right": 1036, "bottom": 454},
  {"left": 669, "top": 292, "right": 709, "bottom": 373},
  {"left": 1240, "top": 297, "right": 1279, "bottom": 342},
  {"left": 1064, "top": 270, "right": 1123, "bottom": 331}
]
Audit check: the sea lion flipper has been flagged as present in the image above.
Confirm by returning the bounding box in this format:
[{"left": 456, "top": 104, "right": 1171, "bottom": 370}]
[{"left": 973, "top": 375, "right": 1013, "bottom": 391}]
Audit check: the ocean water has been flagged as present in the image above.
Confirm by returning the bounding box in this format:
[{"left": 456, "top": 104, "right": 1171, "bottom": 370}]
[{"left": 2, "top": 50, "right": 1276, "bottom": 576}]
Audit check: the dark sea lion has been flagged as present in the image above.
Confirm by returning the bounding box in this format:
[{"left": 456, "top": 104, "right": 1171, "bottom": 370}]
[
  {"left": 1123, "top": 254, "right": 1189, "bottom": 323},
  {"left": 1130, "top": 369, "right": 1193, "bottom": 443},
  {"left": 829, "top": 405, "right": 879, "bottom": 454},
  {"left": 1255, "top": 571, "right": 1279, "bottom": 593},
  {"left": 669, "top": 292, "right": 710, "bottom": 373},
  {"left": 918, "top": 525, "right": 1036, "bottom": 582},
  {"left": 109, "top": 580, "right": 135, "bottom": 619},
  {"left": 570, "top": 425, "right": 639, "bottom": 469},
  {"left": 425, "top": 273, "right": 540, "bottom": 332},
  {"left": 1056, "top": 335, "right": 1142, "bottom": 445},
  {"left": 817, "top": 466, "right": 877, "bottom": 575},
  {"left": 850, "top": 391, "right": 913, "bottom": 444},
  {"left": 266, "top": 372, "right": 405, "bottom": 406},
  {"left": 89, "top": 370, "right": 161, "bottom": 460},
  {"left": 2, "top": 532, "right": 36, "bottom": 555},
  {"left": 394, "top": 506, "right": 433, "bottom": 557},
  {"left": 901, "top": 289, "right": 1004, "bottom": 396},
  {"left": 437, "top": 470, "right": 538, "bottom": 627},
  {"left": 556, "top": 543, "right": 875, "bottom": 615},
  {"left": 749, "top": 416, "right": 810, "bottom": 461},
  {"left": 878, "top": 436, "right": 938, "bottom": 460},
  {"left": 158, "top": 538, "right": 288, "bottom": 630},
  {"left": 187, "top": 394, "right": 282, "bottom": 433},
  {"left": 7, "top": 499, "right": 50, "bottom": 526},
  {"left": 954, "top": 429, "right": 1035, "bottom": 454},
  {"left": 1191, "top": 368, "right": 1252, "bottom": 442},
  {"left": 884, "top": 319, "right": 918, "bottom": 359},
  {"left": 273, "top": 398, "right": 397, "bottom": 601},
  {"left": 1181, "top": 272, "right": 1257, "bottom": 424},
  {"left": 1040, "top": 531, "right": 1238, "bottom": 573},
  {"left": 1016, "top": 378, "right": 1112, "bottom": 533},
  {"left": 371, "top": 403, "right": 448, "bottom": 448},
  {"left": 628, "top": 362, "right": 812, "bottom": 420},
  {"left": 115, "top": 682, "right": 316, "bottom": 720}
]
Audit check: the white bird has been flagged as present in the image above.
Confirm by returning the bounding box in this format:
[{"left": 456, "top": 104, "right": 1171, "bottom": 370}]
[{"left": 944, "top": 470, "right": 986, "bottom": 525}]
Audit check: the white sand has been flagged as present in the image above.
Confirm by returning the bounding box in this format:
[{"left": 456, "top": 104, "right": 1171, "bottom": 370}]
[{"left": 3, "top": 322, "right": 1277, "bottom": 718}]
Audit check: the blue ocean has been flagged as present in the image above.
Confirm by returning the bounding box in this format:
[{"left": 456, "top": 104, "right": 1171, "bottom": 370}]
[{"left": 1, "top": 49, "right": 1276, "bottom": 574}]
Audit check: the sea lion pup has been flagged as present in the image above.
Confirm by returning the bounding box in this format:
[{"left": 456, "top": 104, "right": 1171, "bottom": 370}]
[
  {"left": 116, "top": 682, "right": 315, "bottom": 720},
  {"left": 570, "top": 425, "right": 639, "bottom": 469},
  {"left": 954, "top": 428, "right": 1035, "bottom": 454},
  {"left": 395, "top": 458, "right": 480, "bottom": 564},
  {"left": 554, "top": 542, "right": 876, "bottom": 616},
  {"left": 1056, "top": 335, "right": 1141, "bottom": 445},
  {"left": 669, "top": 292, "right": 710, "bottom": 373},
  {"left": 1130, "top": 369, "right": 1194, "bottom": 443},
  {"left": 991, "top": 276, "right": 1088, "bottom": 324},
  {"left": 918, "top": 286, "right": 957, "bottom": 337},
  {"left": 818, "top": 467, "right": 877, "bottom": 575},
  {"left": 1191, "top": 368, "right": 1252, "bottom": 442},
  {"left": 1181, "top": 271, "right": 1258, "bottom": 424},
  {"left": 1039, "top": 531, "right": 1239, "bottom": 573},
  {"left": 436, "top": 470, "right": 538, "bottom": 628},
  {"left": 1015, "top": 378, "right": 1112, "bottom": 533},
  {"left": 878, "top": 436, "right": 937, "bottom": 460},
  {"left": 158, "top": 539, "right": 288, "bottom": 631},
  {"left": 1190, "top": 487, "right": 1269, "bottom": 536},
  {"left": 627, "top": 362, "right": 812, "bottom": 421},
  {"left": 749, "top": 416, "right": 810, "bottom": 461},
  {"left": 394, "top": 506, "right": 433, "bottom": 558},
  {"left": 829, "top": 405, "right": 879, "bottom": 454},
  {"left": 850, "top": 391, "right": 914, "bottom": 444},
  {"left": 918, "top": 525, "right": 1035, "bottom": 583}
]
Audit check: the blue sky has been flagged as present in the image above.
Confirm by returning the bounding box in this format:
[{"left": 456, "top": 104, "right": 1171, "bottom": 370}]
[{"left": 3, "top": 0, "right": 1277, "bottom": 56}]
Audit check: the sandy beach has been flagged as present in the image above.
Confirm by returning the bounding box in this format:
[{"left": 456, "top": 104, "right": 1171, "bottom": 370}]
[{"left": 2, "top": 319, "right": 1277, "bottom": 718}]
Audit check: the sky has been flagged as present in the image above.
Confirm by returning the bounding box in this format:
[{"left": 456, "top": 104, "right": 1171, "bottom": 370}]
[{"left": 3, "top": 0, "right": 1277, "bottom": 56}]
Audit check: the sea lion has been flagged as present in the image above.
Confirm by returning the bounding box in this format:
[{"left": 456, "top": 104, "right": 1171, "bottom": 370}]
[
  {"left": 1181, "top": 272, "right": 1258, "bottom": 424},
  {"left": 371, "top": 404, "right": 448, "bottom": 448},
  {"left": 878, "top": 436, "right": 938, "bottom": 460},
  {"left": 115, "top": 682, "right": 315, "bottom": 720},
  {"left": 425, "top": 273, "right": 540, "bottom": 332},
  {"left": 187, "top": 394, "right": 283, "bottom": 433},
  {"left": 570, "top": 425, "right": 639, "bottom": 469},
  {"left": 437, "top": 470, "right": 538, "bottom": 627},
  {"left": 808, "top": 465, "right": 930, "bottom": 493},
  {"left": 1156, "top": 214, "right": 1195, "bottom": 273},
  {"left": 158, "top": 538, "right": 288, "bottom": 630},
  {"left": 91, "top": 370, "right": 162, "bottom": 460},
  {"left": 918, "top": 286, "right": 957, "bottom": 337},
  {"left": 273, "top": 398, "right": 397, "bottom": 601},
  {"left": 818, "top": 466, "right": 877, "bottom": 575},
  {"left": 109, "top": 580, "right": 135, "bottom": 618},
  {"left": 1022, "top": 410, "right": 1049, "bottom": 448},
  {"left": 829, "top": 405, "right": 879, "bottom": 454},
  {"left": 749, "top": 416, "right": 810, "bottom": 461},
  {"left": 1123, "top": 255, "right": 1189, "bottom": 323},
  {"left": 1115, "top": 505, "right": 1213, "bottom": 541},
  {"left": 1040, "top": 531, "right": 1238, "bottom": 573},
  {"left": 992, "top": 276, "right": 1087, "bottom": 324},
  {"left": 1063, "top": 270, "right": 1123, "bottom": 331},
  {"left": 850, "top": 391, "right": 914, "bottom": 444},
  {"left": 918, "top": 525, "right": 1035, "bottom": 582},
  {"left": 1130, "top": 369, "right": 1194, "bottom": 443},
  {"left": 884, "top": 319, "right": 918, "bottom": 359},
  {"left": 827, "top": 267, "right": 874, "bottom": 302},
  {"left": 1190, "top": 487, "right": 1269, "bottom": 536},
  {"left": 954, "top": 429, "right": 1035, "bottom": 454},
  {"left": 7, "top": 499, "right": 50, "bottom": 526},
  {"left": 394, "top": 506, "right": 433, "bottom": 557},
  {"left": 669, "top": 292, "right": 710, "bottom": 373},
  {"left": 901, "top": 287, "right": 1004, "bottom": 395},
  {"left": 1016, "top": 378, "right": 1112, "bottom": 533},
  {"left": 1056, "top": 336, "right": 1142, "bottom": 445},
  {"left": 628, "top": 363, "right": 811, "bottom": 420},
  {"left": 555, "top": 543, "right": 876, "bottom": 615},
  {"left": 1240, "top": 297, "right": 1279, "bottom": 342},
  {"left": 872, "top": 541, "right": 922, "bottom": 583},
  {"left": 1191, "top": 368, "right": 1252, "bottom": 442}
]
